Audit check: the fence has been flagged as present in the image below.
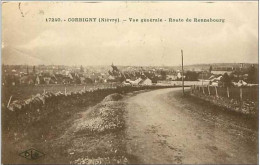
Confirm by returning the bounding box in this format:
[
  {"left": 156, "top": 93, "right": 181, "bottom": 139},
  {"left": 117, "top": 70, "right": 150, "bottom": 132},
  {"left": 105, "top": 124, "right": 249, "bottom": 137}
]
[
  {"left": 190, "top": 85, "right": 258, "bottom": 101},
  {"left": 157, "top": 80, "right": 210, "bottom": 86},
  {"left": 5, "top": 85, "right": 175, "bottom": 112},
  {"left": 190, "top": 85, "right": 258, "bottom": 116},
  {"left": 2, "top": 83, "right": 120, "bottom": 105},
  {"left": 2, "top": 85, "right": 181, "bottom": 135}
]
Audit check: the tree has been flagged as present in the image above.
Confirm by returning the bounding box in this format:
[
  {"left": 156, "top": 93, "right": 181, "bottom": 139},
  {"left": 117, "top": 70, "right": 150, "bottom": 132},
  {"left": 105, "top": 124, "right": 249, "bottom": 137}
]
[
  {"left": 185, "top": 71, "right": 198, "bottom": 81},
  {"left": 26, "top": 66, "right": 29, "bottom": 74},
  {"left": 33, "top": 66, "right": 36, "bottom": 74},
  {"left": 80, "top": 65, "right": 84, "bottom": 73},
  {"left": 222, "top": 73, "right": 232, "bottom": 87},
  {"left": 209, "top": 66, "right": 212, "bottom": 73},
  {"left": 247, "top": 65, "right": 258, "bottom": 84},
  {"left": 229, "top": 73, "right": 238, "bottom": 82},
  {"left": 160, "top": 70, "right": 167, "bottom": 80}
]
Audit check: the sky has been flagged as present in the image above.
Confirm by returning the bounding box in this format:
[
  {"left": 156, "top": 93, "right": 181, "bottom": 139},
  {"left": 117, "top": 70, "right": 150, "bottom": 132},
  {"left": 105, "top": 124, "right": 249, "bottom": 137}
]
[{"left": 2, "top": 1, "right": 258, "bottom": 66}]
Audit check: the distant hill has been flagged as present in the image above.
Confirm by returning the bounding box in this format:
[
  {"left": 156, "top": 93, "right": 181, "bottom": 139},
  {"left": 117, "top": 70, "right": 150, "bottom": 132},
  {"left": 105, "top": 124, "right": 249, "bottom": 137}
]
[
  {"left": 118, "top": 63, "right": 258, "bottom": 72},
  {"left": 184, "top": 63, "right": 258, "bottom": 71},
  {"left": 3, "top": 63, "right": 258, "bottom": 73}
]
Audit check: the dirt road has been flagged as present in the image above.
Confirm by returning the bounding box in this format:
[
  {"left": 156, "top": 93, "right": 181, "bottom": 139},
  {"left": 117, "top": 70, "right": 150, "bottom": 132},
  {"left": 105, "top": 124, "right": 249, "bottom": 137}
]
[{"left": 124, "top": 88, "right": 258, "bottom": 164}]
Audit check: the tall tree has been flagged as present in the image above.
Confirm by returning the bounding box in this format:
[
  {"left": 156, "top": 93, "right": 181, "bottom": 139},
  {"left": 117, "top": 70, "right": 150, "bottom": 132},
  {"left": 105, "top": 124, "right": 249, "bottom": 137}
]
[
  {"left": 26, "top": 66, "right": 29, "bottom": 74},
  {"left": 80, "top": 65, "right": 84, "bottom": 72},
  {"left": 222, "top": 73, "right": 232, "bottom": 87},
  {"left": 185, "top": 71, "right": 198, "bottom": 81},
  {"left": 209, "top": 66, "right": 212, "bottom": 73},
  {"left": 33, "top": 66, "right": 36, "bottom": 74},
  {"left": 247, "top": 65, "right": 258, "bottom": 84},
  {"left": 160, "top": 70, "right": 167, "bottom": 80}
]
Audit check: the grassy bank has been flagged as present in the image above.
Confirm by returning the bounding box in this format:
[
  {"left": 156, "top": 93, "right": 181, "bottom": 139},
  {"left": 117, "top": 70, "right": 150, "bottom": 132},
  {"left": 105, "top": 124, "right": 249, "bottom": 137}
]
[
  {"left": 3, "top": 85, "right": 167, "bottom": 164},
  {"left": 190, "top": 87, "right": 258, "bottom": 116},
  {"left": 2, "top": 93, "right": 130, "bottom": 164}
]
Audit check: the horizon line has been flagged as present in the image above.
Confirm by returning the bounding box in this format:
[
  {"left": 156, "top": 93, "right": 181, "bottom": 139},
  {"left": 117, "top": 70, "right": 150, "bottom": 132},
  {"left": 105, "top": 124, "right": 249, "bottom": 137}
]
[{"left": 2, "top": 62, "right": 258, "bottom": 67}]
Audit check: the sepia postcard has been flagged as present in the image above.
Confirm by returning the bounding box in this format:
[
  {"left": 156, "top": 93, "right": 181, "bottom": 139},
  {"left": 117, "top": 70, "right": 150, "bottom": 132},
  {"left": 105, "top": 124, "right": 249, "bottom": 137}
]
[{"left": 1, "top": 1, "right": 258, "bottom": 164}]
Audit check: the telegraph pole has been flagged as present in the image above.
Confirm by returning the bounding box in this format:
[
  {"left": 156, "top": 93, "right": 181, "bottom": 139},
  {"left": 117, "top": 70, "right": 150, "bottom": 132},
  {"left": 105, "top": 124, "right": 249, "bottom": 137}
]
[
  {"left": 202, "top": 71, "right": 204, "bottom": 86},
  {"left": 181, "top": 50, "right": 184, "bottom": 95}
]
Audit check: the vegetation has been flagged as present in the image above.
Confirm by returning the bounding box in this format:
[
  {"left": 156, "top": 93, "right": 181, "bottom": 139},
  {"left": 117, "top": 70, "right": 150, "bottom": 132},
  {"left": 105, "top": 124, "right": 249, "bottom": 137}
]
[
  {"left": 247, "top": 65, "right": 258, "bottom": 84},
  {"left": 185, "top": 71, "right": 199, "bottom": 81},
  {"left": 2, "top": 83, "right": 119, "bottom": 106},
  {"left": 222, "top": 73, "right": 232, "bottom": 87}
]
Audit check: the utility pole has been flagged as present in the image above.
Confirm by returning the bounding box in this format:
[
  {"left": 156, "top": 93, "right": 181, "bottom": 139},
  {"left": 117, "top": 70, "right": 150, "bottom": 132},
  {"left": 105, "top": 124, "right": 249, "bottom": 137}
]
[
  {"left": 202, "top": 71, "right": 204, "bottom": 86},
  {"left": 181, "top": 50, "right": 184, "bottom": 95}
]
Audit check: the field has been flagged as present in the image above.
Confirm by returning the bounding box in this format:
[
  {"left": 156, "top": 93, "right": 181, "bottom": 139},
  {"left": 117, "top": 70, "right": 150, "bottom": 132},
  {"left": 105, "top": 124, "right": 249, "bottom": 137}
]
[
  {"left": 2, "top": 83, "right": 120, "bottom": 106},
  {"left": 2, "top": 81, "right": 189, "bottom": 106}
]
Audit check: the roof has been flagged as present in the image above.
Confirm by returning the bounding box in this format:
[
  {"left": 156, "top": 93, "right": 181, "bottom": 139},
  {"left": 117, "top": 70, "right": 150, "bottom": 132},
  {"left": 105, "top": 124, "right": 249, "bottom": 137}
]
[{"left": 211, "top": 71, "right": 232, "bottom": 75}]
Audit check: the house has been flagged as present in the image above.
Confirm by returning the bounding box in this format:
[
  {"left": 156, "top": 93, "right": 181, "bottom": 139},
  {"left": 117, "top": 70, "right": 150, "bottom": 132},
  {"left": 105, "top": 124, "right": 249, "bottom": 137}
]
[
  {"left": 177, "top": 72, "right": 182, "bottom": 79},
  {"left": 85, "top": 77, "right": 93, "bottom": 84},
  {"left": 107, "top": 75, "right": 117, "bottom": 82},
  {"left": 133, "top": 78, "right": 143, "bottom": 85},
  {"left": 242, "top": 74, "right": 248, "bottom": 81},
  {"left": 35, "top": 75, "right": 44, "bottom": 85},
  {"left": 80, "top": 77, "right": 86, "bottom": 84},
  {"left": 35, "top": 76, "right": 40, "bottom": 85},
  {"left": 3, "top": 74, "right": 18, "bottom": 86},
  {"left": 139, "top": 78, "right": 152, "bottom": 85},
  {"left": 54, "top": 74, "right": 65, "bottom": 84},
  {"left": 209, "top": 75, "right": 223, "bottom": 86},
  {"left": 43, "top": 77, "right": 51, "bottom": 84},
  {"left": 124, "top": 77, "right": 142, "bottom": 85},
  {"left": 62, "top": 77, "right": 72, "bottom": 84},
  {"left": 233, "top": 80, "right": 247, "bottom": 87},
  {"left": 211, "top": 82, "right": 219, "bottom": 86},
  {"left": 198, "top": 72, "right": 212, "bottom": 80},
  {"left": 208, "top": 75, "right": 215, "bottom": 80},
  {"left": 211, "top": 71, "right": 232, "bottom": 75},
  {"left": 19, "top": 75, "right": 35, "bottom": 85},
  {"left": 166, "top": 75, "right": 177, "bottom": 81},
  {"left": 50, "top": 74, "right": 58, "bottom": 84}
]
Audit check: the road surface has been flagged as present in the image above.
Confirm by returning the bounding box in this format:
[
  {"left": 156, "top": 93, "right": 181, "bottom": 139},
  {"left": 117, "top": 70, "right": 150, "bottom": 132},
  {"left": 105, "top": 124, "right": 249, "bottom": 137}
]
[{"left": 124, "top": 88, "right": 258, "bottom": 164}]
